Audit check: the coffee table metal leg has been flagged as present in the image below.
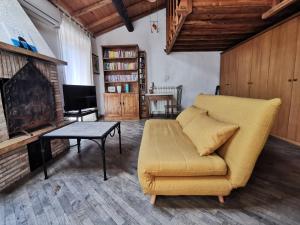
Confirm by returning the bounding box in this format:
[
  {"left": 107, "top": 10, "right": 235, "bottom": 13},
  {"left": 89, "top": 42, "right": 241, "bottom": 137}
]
[
  {"left": 40, "top": 138, "right": 48, "bottom": 179},
  {"left": 77, "top": 138, "right": 81, "bottom": 153},
  {"left": 118, "top": 124, "right": 122, "bottom": 154},
  {"left": 101, "top": 138, "right": 107, "bottom": 181},
  {"left": 90, "top": 139, "right": 107, "bottom": 181}
]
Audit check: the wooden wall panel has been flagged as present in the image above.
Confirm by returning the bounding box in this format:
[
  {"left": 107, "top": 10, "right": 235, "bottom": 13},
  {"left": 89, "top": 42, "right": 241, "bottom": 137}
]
[
  {"left": 236, "top": 41, "right": 253, "bottom": 97},
  {"left": 267, "top": 17, "right": 298, "bottom": 138},
  {"left": 220, "top": 52, "right": 230, "bottom": 95},
  {"left": 227, "top": 48, "right": 238, "bottom": 96},
  {"left": 288, "top": 18, "right": 300, "bottom": 142},
  {"left": 220, "top": 15, "right": 300, "bottom": 145},
  {"left": 249, "top": 31, "right": 272, "bottom": 99}
]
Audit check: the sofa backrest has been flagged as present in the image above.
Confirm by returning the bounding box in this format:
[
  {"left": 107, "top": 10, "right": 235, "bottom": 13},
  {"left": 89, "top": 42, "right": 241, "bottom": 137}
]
[{"left": 193, "top": 95, "right": 281, "bottom": 188}]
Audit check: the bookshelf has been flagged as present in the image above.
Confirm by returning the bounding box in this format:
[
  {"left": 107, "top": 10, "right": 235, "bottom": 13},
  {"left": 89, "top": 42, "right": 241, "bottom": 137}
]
[
  {"left": 138, "top": 51, "right": 148, "bottom": 118},
  {"left": 102, "top": 45, "right": 140, "bottom": 120},
  {"left": 102, "top": 45, "right": 139, "bottom": 93}
]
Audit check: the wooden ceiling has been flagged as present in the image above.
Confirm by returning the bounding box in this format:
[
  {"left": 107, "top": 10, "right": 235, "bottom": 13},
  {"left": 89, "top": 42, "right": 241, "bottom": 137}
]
[
  {"left": 170, "top": 0, "right": 275, "bottom": 52},
  {"left": 50, "top": 0, "right": 165, "bottom": 36},
  {"left": 49, "top": 0, "right": 300, "bottom": 52},
  {"left": 167, "top": 0, "right": 300, "bottom": 52}
]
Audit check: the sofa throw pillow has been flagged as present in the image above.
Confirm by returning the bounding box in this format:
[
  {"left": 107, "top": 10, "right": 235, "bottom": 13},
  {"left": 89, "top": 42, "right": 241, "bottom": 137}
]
[
  {"left": 176, "top": 106, "right": 207, "bottom": 127},
  {"left": 183, "top": 114, "right": 239, "bottom": 156}
]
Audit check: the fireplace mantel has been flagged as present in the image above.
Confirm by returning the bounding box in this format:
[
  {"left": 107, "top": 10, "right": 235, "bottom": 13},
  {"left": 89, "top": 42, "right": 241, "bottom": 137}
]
[{"left": 0, "top": 41, "right": 67, "bottom": 65}]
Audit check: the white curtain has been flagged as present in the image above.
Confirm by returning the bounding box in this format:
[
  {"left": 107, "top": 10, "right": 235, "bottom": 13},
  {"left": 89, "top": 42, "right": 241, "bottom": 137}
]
[{"left": 59, "top": 16, "right": 93, "bottom": 85}]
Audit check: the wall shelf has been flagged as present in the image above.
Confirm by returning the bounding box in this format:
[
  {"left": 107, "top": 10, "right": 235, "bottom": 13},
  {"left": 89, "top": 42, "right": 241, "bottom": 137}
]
[{"left": 0, "top": 41, "right": 67, "bottom": 65}]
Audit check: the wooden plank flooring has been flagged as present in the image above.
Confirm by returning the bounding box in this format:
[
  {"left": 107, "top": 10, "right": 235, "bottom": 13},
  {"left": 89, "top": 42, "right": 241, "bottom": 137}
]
[{"left": 1, "top": 120, "right": 300, "bottom": 225}]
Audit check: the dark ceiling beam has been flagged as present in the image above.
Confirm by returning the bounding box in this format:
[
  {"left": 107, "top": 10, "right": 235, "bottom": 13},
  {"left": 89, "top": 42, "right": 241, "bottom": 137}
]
[
  {"left": 71, "top": 0, "right": 112, "bottom": 18},
  {"left": 94, "top": 1, "right": 165, "bottom": 36},
  {"left": 89, "top": 0, "right": 164, "bottom": 32},
  {"left": 111, "top": 0, "right": 134, "bottom": 32}
]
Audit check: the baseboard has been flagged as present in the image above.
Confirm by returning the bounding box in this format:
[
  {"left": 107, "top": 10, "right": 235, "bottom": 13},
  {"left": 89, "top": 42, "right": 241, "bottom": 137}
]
[{"left": 270, "top": 134, "right": 300, "bottom": 147}]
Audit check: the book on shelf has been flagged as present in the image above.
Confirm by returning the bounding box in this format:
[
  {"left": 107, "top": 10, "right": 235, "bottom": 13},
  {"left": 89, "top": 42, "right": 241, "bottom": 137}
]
[
  {"left": 103, "top": 62, "right": 137, "bottom": 70},
  {"left": 105, "top": 73, "right": 138, "bottom": 82},
  {"left": 104, "top": 50, "right": 137, "bottom": 59}
]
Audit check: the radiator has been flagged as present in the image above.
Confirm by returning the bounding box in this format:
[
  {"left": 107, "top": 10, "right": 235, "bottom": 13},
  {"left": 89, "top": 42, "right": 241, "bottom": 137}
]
[{"left": 151, "top": 86, "right": 177, "bottom": 114}]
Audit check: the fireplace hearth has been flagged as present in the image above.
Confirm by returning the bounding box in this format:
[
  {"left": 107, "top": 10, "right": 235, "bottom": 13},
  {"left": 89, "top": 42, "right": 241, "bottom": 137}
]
[{"left": 1, "top": 62, "right": 56, "bottom": 137}]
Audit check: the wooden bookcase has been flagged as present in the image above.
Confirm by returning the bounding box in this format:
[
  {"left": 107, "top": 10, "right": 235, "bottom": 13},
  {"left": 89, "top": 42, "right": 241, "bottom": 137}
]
[
  {"left": 138, "top": 51, "right": 148, "bottom": 118},
  {"left": 102, "top": 45, "right": 140, "bottom": 120}
]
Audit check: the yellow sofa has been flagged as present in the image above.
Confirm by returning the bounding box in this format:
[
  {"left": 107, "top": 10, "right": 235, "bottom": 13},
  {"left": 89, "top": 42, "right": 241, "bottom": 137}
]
[{"left": 138, "top": 95, "right": 281, "bottom": 204}]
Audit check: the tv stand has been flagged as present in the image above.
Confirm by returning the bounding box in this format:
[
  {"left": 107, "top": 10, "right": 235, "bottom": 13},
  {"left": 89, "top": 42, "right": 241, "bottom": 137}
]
[{"left": 64, "top": 108, "right": 98, "bottom": 121}]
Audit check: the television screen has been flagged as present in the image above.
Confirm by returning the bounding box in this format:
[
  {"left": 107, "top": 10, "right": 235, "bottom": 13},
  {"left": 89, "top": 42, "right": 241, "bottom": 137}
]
[{"left": 63, "top": 84, "right": 97, "bottom": 111}]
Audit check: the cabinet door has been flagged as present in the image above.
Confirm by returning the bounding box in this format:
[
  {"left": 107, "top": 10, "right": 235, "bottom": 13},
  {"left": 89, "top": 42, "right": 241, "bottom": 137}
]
[
  {"left": 236, "top": 41, "right": 253, "bottom": 97},
  {"left": 267, "top": 18, "right": 298, "bottom": 137},
  {"left": 288, "top": 18, "right": 300, "bottom": 142},
  {"left": 220, "top": 53, "right": 228, "bottom": 95},
  {"left": 121, "top": 93, "right": 139, "bottom": 118},
  {"left": 220, "top": 53, "right": 230, "bottom": 95},
  {"left": 104, "top": 93, "right": 122, "bottom": 117},
  {"left": 249, "top": 30, "right": 272, "bottom": 99},
  {"left": 227, "top": 48, "right": 238, "bottom": 96},
  {"left": 220, "top": 50, "right": 237, "bottom": 96}
]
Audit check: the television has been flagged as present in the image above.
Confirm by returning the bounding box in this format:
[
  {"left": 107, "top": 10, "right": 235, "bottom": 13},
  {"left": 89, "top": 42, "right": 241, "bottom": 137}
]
[{"left": 63, "top": 84, "right": 97, "bottom": 112}]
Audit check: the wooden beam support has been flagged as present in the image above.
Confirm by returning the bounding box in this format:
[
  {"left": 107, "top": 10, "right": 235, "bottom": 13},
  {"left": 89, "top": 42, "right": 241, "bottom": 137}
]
[
  {"left": 111, "top": 0, "right": 134, "bottom": 32},
  {"left": 87, "top": 0, "right": 145, "bottom": 30},
  {"left": 192, "top": 0, "right": 273, "bottom": 8},
  {"left": 177, "top": 34, "right": 251, "bottom": 41},
  {"left": 71, "top": 0, "right": 112, "bottom": 18},
  {"left": 93, "top": 1, "right": 165, "bottom": 36},
  {"left": 262, "top": 0, "right": 299, "bottom": 20}
]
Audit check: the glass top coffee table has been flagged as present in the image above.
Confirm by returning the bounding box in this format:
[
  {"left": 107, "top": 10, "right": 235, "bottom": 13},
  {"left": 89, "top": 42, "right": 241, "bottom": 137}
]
[{"left": 40, "top": 121, "right": 121, "bottom": 181}]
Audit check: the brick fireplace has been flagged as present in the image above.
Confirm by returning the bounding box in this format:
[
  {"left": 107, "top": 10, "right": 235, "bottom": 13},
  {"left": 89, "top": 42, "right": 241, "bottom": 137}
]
[{"left": 0, "top": 46, "right": 69, "bottom": 190}]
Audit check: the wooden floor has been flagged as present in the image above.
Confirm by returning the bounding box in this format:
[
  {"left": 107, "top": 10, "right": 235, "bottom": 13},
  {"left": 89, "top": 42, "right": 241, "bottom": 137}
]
[{"left": 1, "top": 120, "right": 300, "bottom": 225}]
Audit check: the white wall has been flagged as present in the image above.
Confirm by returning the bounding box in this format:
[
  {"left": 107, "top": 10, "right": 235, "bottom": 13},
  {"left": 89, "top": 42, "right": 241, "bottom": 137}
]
[
  {"left": 30, "top": 18, "right": 61, "bottom": 59},
  {"left": 96, "top": 9, "right": 220, "bottom": 114},
  {"left": 0, "top": 0, "right": 55, "bottom": 57}
]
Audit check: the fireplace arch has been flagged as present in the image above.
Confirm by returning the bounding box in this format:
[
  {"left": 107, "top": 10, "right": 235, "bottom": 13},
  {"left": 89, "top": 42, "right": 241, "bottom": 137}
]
[{"left": 2, "top": 62, "right": 56, "bottom": 136}]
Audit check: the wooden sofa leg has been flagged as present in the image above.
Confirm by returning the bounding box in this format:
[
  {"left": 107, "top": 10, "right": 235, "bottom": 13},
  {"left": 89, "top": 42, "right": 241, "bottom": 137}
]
[
  {"left": 150, "top": 195, "right": 156, "bottom": 205},
  {"left": 218, "top": 196, "right": 224, "bottom": 204}
]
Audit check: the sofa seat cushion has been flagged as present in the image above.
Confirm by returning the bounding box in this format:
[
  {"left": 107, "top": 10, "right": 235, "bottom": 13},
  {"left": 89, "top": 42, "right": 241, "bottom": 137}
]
[{"left": 138, "top": 119, "right": 228, "bottom": 177}]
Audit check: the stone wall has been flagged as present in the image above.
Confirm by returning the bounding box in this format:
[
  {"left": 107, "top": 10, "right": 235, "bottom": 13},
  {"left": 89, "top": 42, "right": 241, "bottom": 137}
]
[{"left": 0, "top": 146, "right": 29, "bottom": 190}]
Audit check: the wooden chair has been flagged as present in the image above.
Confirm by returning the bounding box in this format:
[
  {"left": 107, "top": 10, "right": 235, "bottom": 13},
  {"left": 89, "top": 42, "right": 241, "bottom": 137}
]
[{"left": 164, "top": 85, "right": 183, "bottom": 117}]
